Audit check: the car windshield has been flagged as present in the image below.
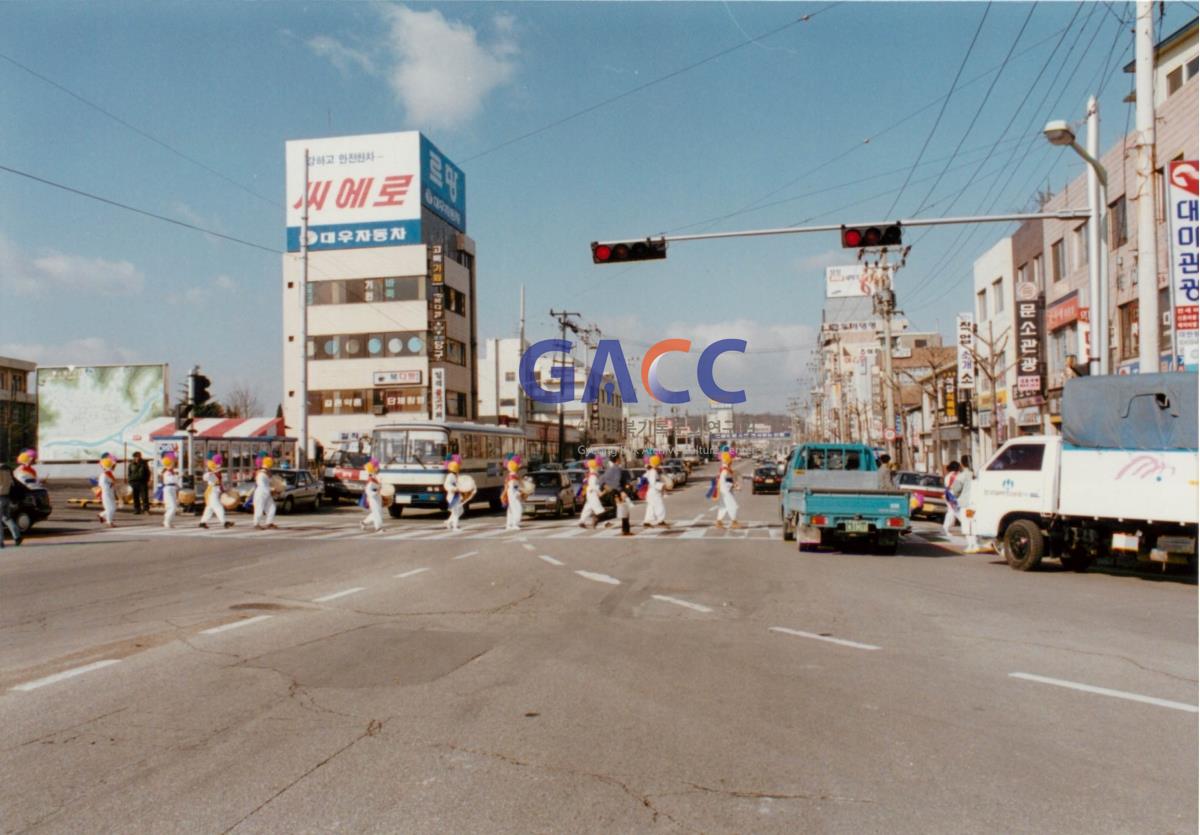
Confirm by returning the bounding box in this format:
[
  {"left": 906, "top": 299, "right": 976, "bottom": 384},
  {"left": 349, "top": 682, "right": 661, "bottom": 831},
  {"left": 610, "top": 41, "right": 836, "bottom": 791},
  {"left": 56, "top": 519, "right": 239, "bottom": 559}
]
[
  {"left": 531, "top": 472, "right": 562, "bottom": 488},
  {"left": 336, "top": 452, "right": 370, "bottom": 468}
]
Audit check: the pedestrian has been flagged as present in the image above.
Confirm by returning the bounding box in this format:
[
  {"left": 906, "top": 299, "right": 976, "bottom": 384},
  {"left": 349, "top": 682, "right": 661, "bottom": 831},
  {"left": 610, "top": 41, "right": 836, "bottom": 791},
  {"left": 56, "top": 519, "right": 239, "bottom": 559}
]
[
  {"left": 942, "top": 460, "right": 963, "bottom": 537},
  {"left": 600, "top": 454, "right": 632, "bottom": 534},
  {"left": 0, "top": 462, "right": 23, "bottom": 547},
  {"left": 579, "top": 458, "right": 605, "bottom": 528},
  {"left": 15, "top": 449, "right": 39, "bottom": 487},
  {"left": 503, "top": 455, "right": 524, "bottom": 531},
  {"left": 443, "top": 454, "right": 465, "bottom": 532},
  {"left": 714, "top": 450, "right": 742, "bottom": 529},
  {"left": 252, "top": 454, "right": 278, "bottom": 530},
  {"left": 642, "top": 454, "right": 668, "bottom": 527},
  {"left": 97, "top": 453, "right": 118, "bottom": 527},
  {"left": 360, "top": 458, "right": 384, "bottom": 532},
  {"left": 160, "top": 453, "right": 180, "bottom": 529},
  {"left": 957, "top": 454, "right": 981, "bottom": 553},
  {"left": 199, "top": 454, "right": 233, "bottom": 529},
  {"left": 128, "top": 451, "right": 151, "bottom": 514}
]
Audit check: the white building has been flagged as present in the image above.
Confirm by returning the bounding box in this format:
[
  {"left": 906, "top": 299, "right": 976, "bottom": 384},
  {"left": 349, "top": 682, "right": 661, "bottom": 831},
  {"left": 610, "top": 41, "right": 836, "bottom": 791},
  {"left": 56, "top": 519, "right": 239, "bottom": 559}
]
[
  {"left": 970, "top": 235, "right": 1017, "bottom": 463},
  {"left": 281, "top": 132, "right": 477, "bottom": 455}
]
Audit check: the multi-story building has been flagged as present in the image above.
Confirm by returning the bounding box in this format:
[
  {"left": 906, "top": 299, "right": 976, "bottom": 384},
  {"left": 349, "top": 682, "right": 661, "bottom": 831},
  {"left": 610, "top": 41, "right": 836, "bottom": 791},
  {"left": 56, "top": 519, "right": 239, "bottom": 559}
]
[
  {"left": 970, "top": 236, "right": 1017, "bottom": 462},
  {"left": 0, "top": 357, "right": 36, "bottom": 463},
  {"left": 281, "top": 132, "right": 477, "bottom": 456}
]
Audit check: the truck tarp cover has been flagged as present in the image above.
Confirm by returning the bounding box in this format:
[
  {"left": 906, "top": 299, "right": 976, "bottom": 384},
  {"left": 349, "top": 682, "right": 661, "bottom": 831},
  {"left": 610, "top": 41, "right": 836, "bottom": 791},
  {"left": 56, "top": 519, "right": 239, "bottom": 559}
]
[{"left": 1062, "top": 373, "right": 1198, "bottom": 451}]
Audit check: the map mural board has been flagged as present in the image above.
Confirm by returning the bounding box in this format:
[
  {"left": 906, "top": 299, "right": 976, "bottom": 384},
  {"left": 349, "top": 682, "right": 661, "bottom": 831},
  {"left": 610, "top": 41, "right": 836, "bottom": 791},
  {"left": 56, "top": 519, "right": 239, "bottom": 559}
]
[{"left": 37, "top": 364, "right": 168, "bottom": 462}]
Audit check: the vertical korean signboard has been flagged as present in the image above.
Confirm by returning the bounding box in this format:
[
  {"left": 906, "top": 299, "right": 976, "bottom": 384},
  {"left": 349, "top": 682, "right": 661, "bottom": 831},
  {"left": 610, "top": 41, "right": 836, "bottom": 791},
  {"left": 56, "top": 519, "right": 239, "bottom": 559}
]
[
  {"left": 1167, "top": 160, "right": 1199, "bottom": 371},
  {"left": 956, "top": 313, "right": 975, "bottom": 391},
  {"left": 431, "top": 367, "right": 446, "bottom": 422},
  {"left": 1014, "top": 281, "right": 1044, "bottom": 396},
  {"left": 429, "top": 244, "right": 446, "bottom": 362}
]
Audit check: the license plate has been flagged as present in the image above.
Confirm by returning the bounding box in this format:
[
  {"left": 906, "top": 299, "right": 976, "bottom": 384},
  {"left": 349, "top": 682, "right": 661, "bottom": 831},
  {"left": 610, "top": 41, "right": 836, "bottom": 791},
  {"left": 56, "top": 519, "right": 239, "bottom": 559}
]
[
  {"left": 845, "top": 520, "right": 870, "bottom": 533},
  {"left": 764, "top": 479, "right": 775, "bottom": 484},
  {"left": 396, "top": 494, "right": 412, "bottom": 505}
]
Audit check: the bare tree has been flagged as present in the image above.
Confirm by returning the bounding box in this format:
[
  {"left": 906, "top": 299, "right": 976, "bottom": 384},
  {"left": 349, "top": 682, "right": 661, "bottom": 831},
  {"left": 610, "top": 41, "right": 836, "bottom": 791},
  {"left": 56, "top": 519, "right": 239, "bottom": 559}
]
[{"left": 225, "top": 383, "right": 262, "bottom": 419}]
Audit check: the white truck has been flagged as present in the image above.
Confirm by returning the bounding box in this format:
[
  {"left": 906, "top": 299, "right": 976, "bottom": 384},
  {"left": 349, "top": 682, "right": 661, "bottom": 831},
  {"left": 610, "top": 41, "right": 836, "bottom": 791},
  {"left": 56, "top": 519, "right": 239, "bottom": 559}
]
[{"left": 974, "top": 373, "right": 1198, "bottom": 572}]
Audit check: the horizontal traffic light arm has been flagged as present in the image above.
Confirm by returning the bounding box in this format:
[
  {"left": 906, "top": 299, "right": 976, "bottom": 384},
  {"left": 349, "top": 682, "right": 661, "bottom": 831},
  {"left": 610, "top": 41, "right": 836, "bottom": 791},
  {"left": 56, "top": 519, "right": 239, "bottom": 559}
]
[{"left": 591, "top": 237, "right": 667, "bottom": 264}]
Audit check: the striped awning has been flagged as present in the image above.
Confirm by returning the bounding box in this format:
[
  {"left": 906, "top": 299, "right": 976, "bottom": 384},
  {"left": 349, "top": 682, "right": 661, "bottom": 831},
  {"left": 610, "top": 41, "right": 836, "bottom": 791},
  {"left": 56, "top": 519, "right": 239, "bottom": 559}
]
[{"left": 130, "top": 417, "right": 287, "bottom": 440}]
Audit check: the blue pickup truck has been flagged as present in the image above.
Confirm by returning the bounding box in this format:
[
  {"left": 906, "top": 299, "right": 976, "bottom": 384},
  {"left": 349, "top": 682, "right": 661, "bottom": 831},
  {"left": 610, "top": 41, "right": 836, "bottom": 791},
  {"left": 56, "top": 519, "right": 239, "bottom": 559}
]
[{"left": 779, "top": 443, "right": 910, "bottom": 555}]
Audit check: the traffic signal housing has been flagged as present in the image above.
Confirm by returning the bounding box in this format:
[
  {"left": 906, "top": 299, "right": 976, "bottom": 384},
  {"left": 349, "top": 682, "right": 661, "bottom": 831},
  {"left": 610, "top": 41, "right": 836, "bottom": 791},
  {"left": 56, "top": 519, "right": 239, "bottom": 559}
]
[
  {"left": 841, "top": 223, "right": 902, "bottom": 249},
  {"left": 591, "top": 238, "right": 667, "bottom": 264},
  {"left": 192, "top": 374, "right": 212, "bottom": 407},
  {"left": 177, "top": 402, "right": 195, "bottom": 433}
]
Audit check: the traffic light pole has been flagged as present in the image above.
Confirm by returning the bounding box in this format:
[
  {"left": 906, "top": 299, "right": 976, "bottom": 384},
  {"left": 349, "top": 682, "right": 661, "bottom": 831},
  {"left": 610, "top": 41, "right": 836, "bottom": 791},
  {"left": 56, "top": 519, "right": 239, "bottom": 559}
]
[
  {"left": 186, "top": 367, "right": 196, "bottom": 482},
  {"left": 549, "top": 309, "right": 580, "bottom": 462}
]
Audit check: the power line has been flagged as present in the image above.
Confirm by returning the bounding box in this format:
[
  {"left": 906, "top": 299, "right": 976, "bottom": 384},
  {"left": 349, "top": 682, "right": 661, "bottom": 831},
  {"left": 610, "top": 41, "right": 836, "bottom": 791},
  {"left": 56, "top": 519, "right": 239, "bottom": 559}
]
[
  {"left": 882, "top": 2, "right": 992, "bottom": 218},
  {"left": 460, "top": 2, "right": 843, "bottom": 165},
  {"left": 0, "top": 50, "right": 279, "bottom": 208}
]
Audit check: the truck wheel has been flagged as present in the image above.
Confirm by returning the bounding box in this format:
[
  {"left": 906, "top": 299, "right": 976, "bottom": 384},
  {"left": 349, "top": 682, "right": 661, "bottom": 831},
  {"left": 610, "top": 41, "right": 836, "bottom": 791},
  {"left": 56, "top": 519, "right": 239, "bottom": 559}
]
[
  {"left": 1059, "top": 551, "right": 1093, "bottom": 572},
  {"left": 782, "top": 513, "right": 796, "bottom": 542},
  {"left": 388, "top": 505, "right": 404, "bottom": 519},
  {"left": 15, "top": 511, "right": 32, "bottom": 533},
  {"left": 1004, "top": 520, "right": 1045, "bottom": 571}
]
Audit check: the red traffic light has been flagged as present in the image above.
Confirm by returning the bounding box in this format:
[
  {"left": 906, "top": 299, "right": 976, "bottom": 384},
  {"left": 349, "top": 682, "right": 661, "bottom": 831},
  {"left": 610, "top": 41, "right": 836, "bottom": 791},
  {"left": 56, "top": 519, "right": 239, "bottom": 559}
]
[
  {"left": 840, "top": 223, "right": 902, "bottom": 249},
  {"left": 591, "top": 238, "right": 667, "bottom": 264}
]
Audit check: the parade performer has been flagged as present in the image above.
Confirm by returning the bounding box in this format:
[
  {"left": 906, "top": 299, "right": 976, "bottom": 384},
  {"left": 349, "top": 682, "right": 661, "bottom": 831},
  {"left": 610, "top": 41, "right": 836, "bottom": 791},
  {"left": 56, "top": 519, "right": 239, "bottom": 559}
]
[
  {"left": 15, "top": 449, "right": 39, "bottom": 487},
  {"left": 443, "top": 454, "right": 465, "bottom": 532},
  {"left": 714, "top": 450, "right": 742, "bottom": 529},
  {"left": 252, "top": 455, "right": 278, "bottom": 530},
  {"left": 503, "top": 455, "right": 524, "bottom": 531},
  {"left": 161, "top": 454, "right": 180, "bottom": 529},
  {"left": 642, "top": 454, "right": 668, "bottom": 527},
  {"left": 579, "top": 457, "right": 605, "bottom": 528},
  {"left": 199, "top": 454, "right": 233, "bottom": 529},
  {"left": 361, "top": 458, "right": 384, "bottom": 532},
  {"left": 96, "top": 453, "right": 118, "bottom": 527}
]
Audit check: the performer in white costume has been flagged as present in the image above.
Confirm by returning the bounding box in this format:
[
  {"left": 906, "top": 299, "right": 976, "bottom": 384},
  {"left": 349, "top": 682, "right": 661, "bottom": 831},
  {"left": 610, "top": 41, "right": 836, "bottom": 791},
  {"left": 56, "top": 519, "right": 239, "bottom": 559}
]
[
  {"left": 361, "top": 458, "right": 384, "bottom": 532},
  {"left": 252, "top": 455, "right": 278, "bottom": 530},
  {"left": 579, "top": 458, "right": 605, "bottom": 528},
  {"left": 15, "top": 449, "right": 40, "bottom": 487},
  {"left": 161, "top": 454, "right": 180, "bottom": 529},
  {"left": 96, "top": 453, "right": 118, "bottom": 527},
  {"left": 503, "top": 456, "right": 523, "bottom": 531},
  {"left": 199, "top": 454, "right": 233, "bottom": 529},
  {"left": 714, "top": 450, "right": 742, "bottom": 529},
  {"left": 642, "top": 454, "right": 668, "bottom": 527},
  {"left": 443, "top": 455, "right": 465, "bottom": 532}
]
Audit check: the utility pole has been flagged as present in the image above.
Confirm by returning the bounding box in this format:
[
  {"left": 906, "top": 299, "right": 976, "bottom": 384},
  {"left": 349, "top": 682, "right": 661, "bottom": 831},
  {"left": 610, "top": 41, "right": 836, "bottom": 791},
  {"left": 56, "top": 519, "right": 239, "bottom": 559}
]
[
  {"left": 518, "top": 286, "right": 527, "bottom": 431},
  {"left": 1134, "top": 0, "right": 1160, "bottom": 373},
  {"left": 549, "top": 309, "right": 580, "bottom": 462},
  {"left": 298, "top": 149, "right": 310, "bottom": 469}
]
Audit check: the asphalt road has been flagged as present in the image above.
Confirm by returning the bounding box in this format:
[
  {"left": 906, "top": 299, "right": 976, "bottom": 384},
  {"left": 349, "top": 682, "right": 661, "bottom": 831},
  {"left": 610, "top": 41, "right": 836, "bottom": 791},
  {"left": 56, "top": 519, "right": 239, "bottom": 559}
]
[{"left": 1, "top": 465, "right": 1196, "bottom": 834}]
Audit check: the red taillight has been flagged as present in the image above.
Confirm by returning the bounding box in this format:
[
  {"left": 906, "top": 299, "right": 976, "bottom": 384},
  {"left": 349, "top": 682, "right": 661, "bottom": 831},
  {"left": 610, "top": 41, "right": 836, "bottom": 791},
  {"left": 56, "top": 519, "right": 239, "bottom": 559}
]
[
  {"left": 886, "top": 517, "right": 905, "bottom": 528},
  {"left": 810, "top": 515, "right": 828, "bottom": 526}
]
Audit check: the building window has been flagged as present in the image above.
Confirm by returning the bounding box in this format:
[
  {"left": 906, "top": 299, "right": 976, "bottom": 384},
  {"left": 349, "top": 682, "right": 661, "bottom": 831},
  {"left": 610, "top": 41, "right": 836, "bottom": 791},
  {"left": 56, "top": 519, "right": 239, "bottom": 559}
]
[
  {"left": 1119, "top": 301, "right": 1138, "bottom": 360},
  {"left": 1048, "top": 324, "right": 1077, "bottom": 379},
  {"left": 1073, "top": 222, "right": 1088, "bottom": 269},
  {"left": 1032, "top": 255, "right": 1043, "bottom": 289},
  {"left": 1159, "top": 286, "right": 1172, "bottom": 353},
  {"left": 445, "top": 287, "right": 467, "bottom": 316},
  {"left": 504, "top": 372, "right": 515, "bottom": 382},
  {"left": 1050, "top": 239, "right": 1066, "bottom": 282},
  {"left": 307, "top": 277, "right": 422, "bottom": 305},
  {"left": 446, "top": 390, "right": 467, "bottom": 417},
  {"left": 992, "top": 278, "right": 1004, "bottom": 314},
  {"left": 447, "top": 338, "right": 467, "bottom": 366},
  {"left": 1016, "top": 262, "right": 1028, "bottom": 288},
  {"left": 1167, "top": 65, "right": 1184, "bottom": 96},
  {"left": 977, "top": 290, "right": 987, "bottom": 322},
  {"left": 1109, "top": 196, "right": 1128, "bottom": 248},
  {"left": 308, "top": 331, "right": 426, "bottom": 360},
  {"left": 307, "top": 389, "right": 370, "bottom": 416}
]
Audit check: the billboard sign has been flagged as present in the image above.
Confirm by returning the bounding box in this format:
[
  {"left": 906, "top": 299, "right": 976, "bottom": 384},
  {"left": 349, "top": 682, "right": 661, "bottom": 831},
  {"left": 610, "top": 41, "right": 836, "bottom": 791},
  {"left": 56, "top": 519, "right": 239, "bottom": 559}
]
[
  {"left": 956, "top": 313, "right": 975, "bottom": 390},
  {"left": 825, "top": 265, "right": 869, "bottom": 299},
  {"left": 1014, "top": 282, "right": 1044, "bottom": 395},
  {"left": 37, "top": 364, "right": 167, "bottom": 462},
  {"left": 431, "top": 367, "right": 446, "bottom": 421},
  {"left": 285, "top": 131, "right": 466, "bottom": 252},
  {"left": 1166, "top": 160, "right": 1198, "bottom": 370}
]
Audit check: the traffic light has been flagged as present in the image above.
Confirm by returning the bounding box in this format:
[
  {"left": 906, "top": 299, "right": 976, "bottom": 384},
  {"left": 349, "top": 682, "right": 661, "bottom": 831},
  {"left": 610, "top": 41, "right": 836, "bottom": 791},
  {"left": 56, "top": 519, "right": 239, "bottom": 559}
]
[
  {"left": 192, "top": 374, "right": 212, "bottom": 407},
  {"left": 177, "top": 402, "right": 195, "bottom": 433},
  {"left": 840, "top": 223, "right": 902, "bottom": 249},
  {"left": 591, "top": 238, "right": 667, "bottom": 264}
]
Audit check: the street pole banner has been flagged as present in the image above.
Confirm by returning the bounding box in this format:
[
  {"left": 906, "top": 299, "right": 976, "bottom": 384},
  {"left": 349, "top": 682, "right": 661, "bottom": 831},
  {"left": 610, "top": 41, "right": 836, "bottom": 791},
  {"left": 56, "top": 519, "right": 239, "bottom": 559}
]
[
  {"left": 956, "top": 313, "right": 975, "bottom": 390},
  {"left": 1167, "top": 160, "right": 1198, "bottom": 371},
  {"left": 1015, "top": 281, "right": 1044, "bottom": 395},
  {"left": 825, "top": 265, "right": 869, "bottom": 298}
]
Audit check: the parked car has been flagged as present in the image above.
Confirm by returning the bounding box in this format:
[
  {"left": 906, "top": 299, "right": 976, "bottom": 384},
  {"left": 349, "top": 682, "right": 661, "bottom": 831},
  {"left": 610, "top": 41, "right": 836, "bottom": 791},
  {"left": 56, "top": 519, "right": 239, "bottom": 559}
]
[
  {"left": 523, "top": 470, "right": 576, "bottom": 518},
  {"left": 664, "top": 460, "right": 689, "bottom": 485},
  {"left": 751, "top": 465, "right": 782, "bottom": 494},
  {"left": 236, "top": 468, "right": 324, "bottom": 514},
  {"left": 894, "top": 471, "right": 947, "bottom": 519},
  {"left": 322, "top": 450, "right": 371, "bottom": 505},
  {"left": 666, "top": 457, "right": 691, "bottom": 478},
  {"left": 564, "top": 469, "right": 586, "bottom": 511},
  {"left": 11, "top": 483, "right": 51, "bottom": 533}
]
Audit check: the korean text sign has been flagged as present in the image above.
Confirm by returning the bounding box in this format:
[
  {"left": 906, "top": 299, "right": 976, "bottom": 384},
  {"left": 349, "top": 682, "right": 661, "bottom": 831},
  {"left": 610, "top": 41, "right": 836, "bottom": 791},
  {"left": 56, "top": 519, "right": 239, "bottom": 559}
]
[{"left": 1167, "top": 160, "right": 1199, "bottom": 371}]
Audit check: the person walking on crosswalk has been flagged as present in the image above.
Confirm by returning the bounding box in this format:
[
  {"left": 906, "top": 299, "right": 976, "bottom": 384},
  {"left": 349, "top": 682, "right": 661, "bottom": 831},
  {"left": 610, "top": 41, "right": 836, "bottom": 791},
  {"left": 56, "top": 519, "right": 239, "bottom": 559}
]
[
  {"left": 642, "top": 454, "right": 668, "bottom": 528},
  {"left": 579, "top": 457, "right": 605, "bottom": 528},
  {"left": 361, "top": 458, "right": 384, "bottom": 532},
  {"left": 443, "top": 455, "right": 465, "bottom": 532},
  {"left": 252, "top": 455, "right": 278, "bottom": 530},
  {"left": 199, "top": 454, "right": 233, "bottom": 529},
  {"left": 161, "top": 454, "right": 180, "bottom": 529},
  {"left": 96, "top": 453, "right": 118, "bottom": 528},
  {"left": 503, "top": 455, "right": 524, "bottom": 531},
  {"left": 714, "top": 450, "right": 742, "bottom": 529}
]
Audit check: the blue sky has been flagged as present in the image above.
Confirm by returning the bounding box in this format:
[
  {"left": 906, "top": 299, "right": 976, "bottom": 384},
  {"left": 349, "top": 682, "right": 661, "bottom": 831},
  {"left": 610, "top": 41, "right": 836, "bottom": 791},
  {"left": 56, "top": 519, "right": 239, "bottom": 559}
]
[{"left": 2, "top": 1, "right": 1195, "bottom": 413}]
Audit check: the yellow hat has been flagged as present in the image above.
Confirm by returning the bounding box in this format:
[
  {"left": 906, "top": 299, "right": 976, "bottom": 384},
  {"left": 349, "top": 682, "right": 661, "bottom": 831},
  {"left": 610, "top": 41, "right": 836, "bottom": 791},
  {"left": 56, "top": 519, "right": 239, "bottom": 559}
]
[
  {"left": 649, "top": 454, "right": 661, "bottom": 467},
  {"left": 100, "top": 455, "right": 116, "bottom": 470},
  {"left": 261, "top": 456, "right": 275, "bottom": 469},
  {"left": 721, "top": 451, "right": 732, "bottom": 464}
]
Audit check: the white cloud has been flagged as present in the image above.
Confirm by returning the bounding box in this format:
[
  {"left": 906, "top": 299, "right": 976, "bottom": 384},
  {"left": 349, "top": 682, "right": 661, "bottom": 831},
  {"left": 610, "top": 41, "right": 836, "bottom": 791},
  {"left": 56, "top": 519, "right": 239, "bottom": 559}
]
[
  {"left": 0, "top": 234, "right": 144, "bottom": 296},
  {"left": 381, "top": 6, "right": 518, "bottom": 130},
  {"left": 0, "top": 337, "right": 142, "bottom": 366},
  {"left": 795, "top": 248, "right": 848, "bottom": 272},
  {"left": 307, "top": 34, "right": 374, "bottom": 76},
  {"left": 214, "top": 274, "right": 237, "bottom": 291}
]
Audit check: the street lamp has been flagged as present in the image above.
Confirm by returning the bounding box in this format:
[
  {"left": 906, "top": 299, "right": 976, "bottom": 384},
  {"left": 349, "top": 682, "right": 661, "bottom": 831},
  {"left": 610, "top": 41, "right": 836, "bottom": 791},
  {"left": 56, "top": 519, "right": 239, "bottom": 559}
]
[{"left": 1043, "top": 100, "right": 1110, "bottom": 375}]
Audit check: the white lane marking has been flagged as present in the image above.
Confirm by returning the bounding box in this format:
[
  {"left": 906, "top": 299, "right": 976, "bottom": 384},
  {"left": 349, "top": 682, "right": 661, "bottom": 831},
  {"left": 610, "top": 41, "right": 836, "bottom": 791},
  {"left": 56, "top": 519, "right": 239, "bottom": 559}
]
[
  {"left": 538, "top": 554, "right": 564, "bottom": 566},
  {"left": 549, "top": 528, "right": 587, "bottom": 539},
  {"left": 1009, "top": 672, "right": 1199, "bottom": 714},
  {"left": 689, "top": 513, "right": 706, "bottom": 525},
  {"left": 395, "top": 568, "right": 431, "bottom": 579},
  {"left": 424, "top": 530, "right": 464, "bottom": 540},
  {"left": 200, "top": 615, "right": 273, "bottom": 635},
  {"left": 522, "top": 543, "right": 536, "bottom": 551},
  {"left": 651, "top": 594, "right": 713, "bottom": 613},
  {"left": 11, "top": 659, "right": 122, "bottom": 692},
  {"left": 680, "top": 528, "right": 706, "bottom": 540},
  {"left": 768, "top": 528, "right": 778, "bottom": 540},
  {"left": 383, "top": 529, "right": 439, "bottom": 540},
  {"left": 452, "top": 551, "right": 479, "bottom": 561},
  {"left": 769, "top": 626, "right": 881, "bottom": 651},
  {"left": 575, "top": 570, "right": 620, "bottom": 585},
  {"left": 313, "top": 587, "right": 367, "bottom": 603}
]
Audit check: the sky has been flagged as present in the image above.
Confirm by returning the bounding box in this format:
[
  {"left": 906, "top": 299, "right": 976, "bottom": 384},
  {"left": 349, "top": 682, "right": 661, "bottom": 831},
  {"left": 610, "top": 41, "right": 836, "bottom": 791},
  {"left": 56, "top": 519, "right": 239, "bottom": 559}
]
[{"left": 2, "top": 0, "right": 1196, "bottom": 415}]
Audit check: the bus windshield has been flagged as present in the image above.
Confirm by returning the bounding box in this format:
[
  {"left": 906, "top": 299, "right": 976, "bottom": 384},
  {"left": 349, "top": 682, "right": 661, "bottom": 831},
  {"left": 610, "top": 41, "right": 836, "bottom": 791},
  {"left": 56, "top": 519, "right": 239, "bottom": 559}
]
[{"left": 373, "top": 429, "right": 449, "bottom": 468}]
